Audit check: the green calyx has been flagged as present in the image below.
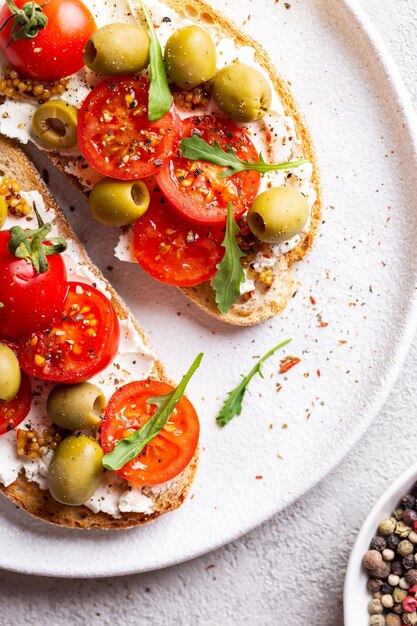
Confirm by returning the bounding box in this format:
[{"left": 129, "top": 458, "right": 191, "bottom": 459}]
[
  {"left": 0, "top": 0, "right": 49, "bottom": 47},
  {"left": 8, "top": 202, "right": 67, "bottom": 274}
]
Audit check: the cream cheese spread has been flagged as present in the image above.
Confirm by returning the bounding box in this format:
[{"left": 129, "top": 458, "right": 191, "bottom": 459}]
[{"left": 0, "top": 189, "right": 156, "bottom": 516}]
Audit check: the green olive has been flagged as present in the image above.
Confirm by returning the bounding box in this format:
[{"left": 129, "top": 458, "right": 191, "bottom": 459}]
[
  {"left": 0, "top": 196, "right": 7, "bottom": 229},
  {"left": 46, "top": 382, "right": 106, "bottom": 430},
  {"left": 47, "top": 435, "right": 104, "bottom": 506},
  {"left": 247, "top": 187, "right": 309, "bottom": 244},
  {"left": 212, "top": 62, "right": 272, "bottom": 122},
  {"left": 89, "top": 177, "right": 150, "bottom": 227},
  {"left": 83, "top": 23, "right": 150, "bottom": 75},
  {"left": 32, "top": 100, "right": 78, "bottom": 149},
  {"left": 165, "top": 25, "right": 216, "bottom": 90},
  {"left": 0, "top": 343, "right": 21, "bottom": 403}
]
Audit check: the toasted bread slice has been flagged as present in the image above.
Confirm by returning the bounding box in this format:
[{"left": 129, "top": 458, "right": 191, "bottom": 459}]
[
  {"left": 46, "top": 0, "right": 321, "bottom": 327},
  {"left": 0, "top": 135, "right": 199, "bottom": 529}
]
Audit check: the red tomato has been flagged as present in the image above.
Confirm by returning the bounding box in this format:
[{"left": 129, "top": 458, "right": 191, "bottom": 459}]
[
  {"left": 101, "top": 380, "right": 200, "bottom": 485},
  {"left": 133, "top": 183, "right": 225, "bottom": 287},
  {"left": 156, "top": 114, "right": 261, "bottom": 225},
  {"left": 0, "top": 370, "right": 32, "bottom": 435},
  {"left": 78, "top": 76, "right": 182, "bottom": 180},
  {"left": 0, "top": 230, "right": 67, "bottom": 340},
  {"left": 18, "top": 281, "right": 120, "bottom": 383},
  {"left": 0, "top": 0, "right": 96, "bottom": 80}
]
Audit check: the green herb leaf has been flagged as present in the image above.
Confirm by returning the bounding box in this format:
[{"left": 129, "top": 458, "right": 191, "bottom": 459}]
[
  {"left": 0, "top": 0, "right": 48, "bottom": 47},
  {"left": 217, "top": 339, "right": 292, "bottom": 427},
  {"left": 7, "top": 203, "right": 67, "bottom": 274},
  {"left": 138, "top": 0, "right": 172, "bottom": 122},
  {"left": 212, "top": 203, "right": 245, "bottom": 315},
  {"left": 102, "top": 353, "right": 203, "bottom": 471},
  {"left": 180, "top": 135, "right": 310, "bottom": 178}
]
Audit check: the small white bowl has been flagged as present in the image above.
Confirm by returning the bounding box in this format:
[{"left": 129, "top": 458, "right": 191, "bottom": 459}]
[{"left": 344, "top": 462, "right": 417, "bottom": 625}]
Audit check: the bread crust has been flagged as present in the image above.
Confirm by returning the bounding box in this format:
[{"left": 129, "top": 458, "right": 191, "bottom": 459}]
[
  {"left": 0, "top": 135, "right": 198, "bottom": 529},
  {"left": 45, "top": 0, "right": 321, "bottom": 326}
]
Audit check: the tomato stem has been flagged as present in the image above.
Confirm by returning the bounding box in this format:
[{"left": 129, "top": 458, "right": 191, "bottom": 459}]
[
  {"left": 7, "top": 202, "right": 67, "bottom": 274},
  {"left": 1, "top": 0, "right": 49, "bottom": 47}
]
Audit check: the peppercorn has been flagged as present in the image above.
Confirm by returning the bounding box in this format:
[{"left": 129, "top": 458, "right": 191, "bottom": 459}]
[
  {"left": 368, "top": 579, "right": 384, "bottom": 593},
  {"left": 381, "top": 594, "right": 394, "bottom": 608},
  {"left": 393, "top": 602, "right": 403, "bottom": 614},
  {"left": 404, "top": 555, "right": 416, "bottom": 570},
  {"left": 372, "top": 536, "right": 388, "bottom": 552},
  {"left": 380, "top": 519, "right": 397, "bottom": 536},
  {"left": 393, "top": 588, "right": 408, "bottom": 603},
  {"left": 409, "top": 532, "right": 417, "bottom": 544},
  {"left": 391, "top": 561, "right": 403, "bottom": 576},
  {"left": 387, "top": 535, "right": 401, "bottom": 550},
  {"left": 402, "top": 496, "right": 416, "bottom": 510},
  {"left": 394, "top": 508, "right": 404, "bottom": 521},
  {"left": 369, "top": 616, "right": 385, "bottom": 626},
  {"left": 395, "top": 522, "right": 412, "bottom": 538},
  {"left": 388, "top": 574, "right": 401, "bottom": 587},
  {"left": 400, "top": 577, "right": 411, "bottom": 590},
  {"left": 368, "top": 599, "right": 383, "bottom": 614},
  {"left": 406, "top": 571, "right": 417, "bottom": 586},
  {"left": 383, "top": 549, "right": 396, "bottom": 561},
  {"left": 403, "top": 612, "right": 417, "bottom": 625},
  {"left": 403, "top": 510, "right": 417, "bottom": 526},
  {"left": 363, "top": 551, "right": 391, "bottom": 578},
  {"left": 398, "top": 541, "right": 414, "bottom": 557},
  {"left": 381, "top": 583, "right": 394, "bottom": 595},
  {"left": 386, "top": 614, "right": 401, "bottom": 626}
]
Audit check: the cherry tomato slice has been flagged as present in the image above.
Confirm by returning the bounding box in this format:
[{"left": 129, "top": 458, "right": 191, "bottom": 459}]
[
  {"left": 155, "top": 114, "right": 261, "bottom": 225},
  {"left": 18, "top": 282, "right": 120, "bottom": 384},
  {"left": 0, "top": 0, "right": 96, "bottom": 81},
  {"left": 101, "top": 380, "right": 200, "bottom": 485},
  {"left": 0, "top": 371, "right": 32, "bottom": 436},
  {"left": 133, "top": 182, "right": 224, "bottom": 287},
  {"left": 78, "top": 76, "right": 182, "bottom": 180},
  {"left": 0, "top": 230, "right": 67, "bottom": 341}
]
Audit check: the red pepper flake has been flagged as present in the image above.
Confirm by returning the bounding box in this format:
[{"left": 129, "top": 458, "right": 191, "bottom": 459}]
[
  {"left": 319, "top": 322, "right": 329, "bottom": 328},
  {"left": 310, "top": 295, "right": 316, "bottom": 305},
  {"left": 276, "top": 383, "right": 283, "bottom": 393},
  {"left": 339, "top": 340, "right": 347, "bottom": 345},
  {"left": 279, "top": 356, "right": 301, "bottom": 374},
  {"left": 255, "top": 475, "right": 263, "bottom": 480},
  {"left": 306, "top": 413, "right": 311, "bottom": 420},
  {"left": 206, "top": 564, "right": 216, "bottom": 570},
  {"left": 317, "top": 369, "right": 321, "bottom": 377}
]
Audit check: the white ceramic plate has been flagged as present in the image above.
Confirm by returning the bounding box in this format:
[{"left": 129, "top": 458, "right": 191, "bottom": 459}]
[
  {"left": 1, "top": 0, "right": 417, "bottom": 577},
  {"left": 344, "top": 463, "right": 417, "bottom": 625}
]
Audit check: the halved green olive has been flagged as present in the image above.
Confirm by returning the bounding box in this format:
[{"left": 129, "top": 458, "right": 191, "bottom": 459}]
[
  {"left": 47, "top": 435, "right": 104, "bottom": 506},
  {"left": 0, "top": 196, "right": 6, "bottom": 229},
  {"left": 32, "top": 100, "right": 78, "bottom": 149},
  {"left": 165, "top": 25, "right": 216, "bottom": 90},
  {"left": 89, "top": 178, "right": 150, "bottom": 227},
  {"left": 247, "top": 187, "right": 309, "bottom": 244},
  {"left": 46, "top": 382, "right": 106, "bottom": 430},
  {"left": 83, "top": 23, "right": 150, "bottom": 75},
  {"left": 212, "top": 62, "right": 272, "bottom": 122},
  {"left": 0, "top": 343, "right": 21, "bottom": 403}
]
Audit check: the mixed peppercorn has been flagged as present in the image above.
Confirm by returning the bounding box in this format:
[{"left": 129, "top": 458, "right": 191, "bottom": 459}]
[{"left": 364, "top": 488, "right": 417, "bottom": 625}]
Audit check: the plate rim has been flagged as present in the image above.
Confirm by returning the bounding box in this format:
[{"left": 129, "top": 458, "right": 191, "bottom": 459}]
[{"left": 1, "top": 0, "right": 417, "bottom": 578}]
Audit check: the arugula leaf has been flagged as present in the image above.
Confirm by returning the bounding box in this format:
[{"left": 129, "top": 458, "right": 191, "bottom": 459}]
[
  {"left": 7, "top": 203, "right": 67, "bottom": 274},
  {"left": 212, "top": 203, "right": 245, "bottom": 315},
  {"left": 180, "top": 135, "right": 310, "bottom": 178},
  {"left": 102, "top": 353, "right": 203, "bottom": 471},
  {"left": 138, "top": 0, "right": 172, "bottom": 122},
  {"left": 217, "top": 339, "right": 292, "bottom": 427}
]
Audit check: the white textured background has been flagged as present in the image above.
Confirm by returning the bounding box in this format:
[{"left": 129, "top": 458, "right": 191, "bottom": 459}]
[{"left": 1, "top": 1, "right": 416, "bottom": 624}]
